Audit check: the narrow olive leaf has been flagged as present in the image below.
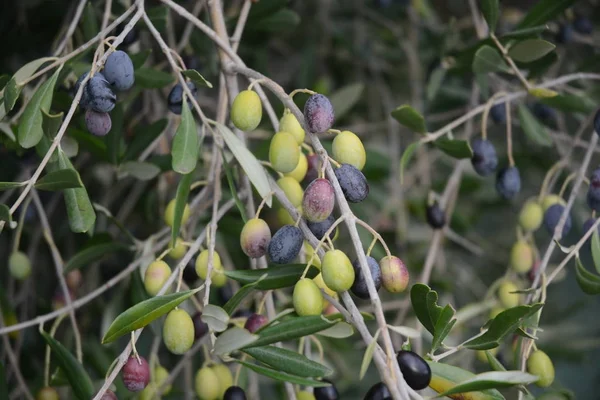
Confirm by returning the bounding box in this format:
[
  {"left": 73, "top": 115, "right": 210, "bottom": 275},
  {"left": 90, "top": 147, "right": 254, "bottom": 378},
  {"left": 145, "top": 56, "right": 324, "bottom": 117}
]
[
  {"left": 171, "top": 100, "right": 198, "bottom": 174},
  {"left": 433, "top": 138, "right": 473, "bottom": 159},
  {"left": 244, "top": 346, "right": 333, "bottom": 378},
  {"left": 480, "top": 0, "right": 499, "bottom": 32},
  {"left": 540, "top": 94, "right": 595, "bottom": 114},
  {"left": 221, "top": 149, "right": 248, "bottom": 223},
  {"left": 0, "top": 122, "right": 15, "bottom": 141},
  {"left": 316, "top": 322, "right": 354, "bottom": 339},
  {"left": 431, "top": 305, "right": 457, "bottom": 352},
  {"left": 107, "top": 104, "right": 124, "bottom": 165},
  {"left": 329, "top": 82, "right": 364, "bottom": 120},
  {"left": 35, "top": 169, "right": 83, "bottom": 191},
  {"left": 517, "top": 0, "right": 575, "bottom": 29},
  {"left": 40, "top": 332, "right": 94, "bottom": 400},
  {"left": 0, "top": 75, "right": 10, "bottom": 91},
  {"left": 0, "top": 182, "right": 26, "bottom": 190},
  {"left": 575, "top": 257, "right": 600, "bottom": 295},
  {"left": 359, "top": 330, "right": 380, "bottom": 380},
  {"left": 517, "top": 104, "right": 552, "bottom": 147},
  {"left": 500, "top": 25, "right": 548, "bottom": 39},
  {"left": 426, "top": 67, "right": 446, "bottom": 102},
  {"left": 235, "top": 360, "right": 331, "bottom": 387},
  {"left": 18, "top": 66, "right": 62, "bottom": 148},
  {"left": 57, "top": 151, "right": 96, "bottom": 233},
  {"left": 485, "top": 351, "right": 507, "bottom": 372},
  {"left": 37, "top": 110, "right": 64, "bottom": 163},
  {"left": 64, "top": 242, "right": 130, "bottom": 274},
  {"left": 102, "top": 288, "right": 201, "bottom": 343},
  {"left": 134, "top": 68, "right": 175, "bottom": 88},
  {"left": 400, "top": 142, "right": 420, "bottom": 186},
  {"left": 214, "top": 327, "right": 259, "bottom": 356},
  {"left": 0, "top": 204, "right": 12, "bottom": 224},
  {"left": 472, "top": 45, "right": 510, "bottom": 74},
  {"left": 508, "top": 39, "right": 555, "bottom": 63},
  {"left": 181, "top": 69, "right": 213, "bottom": 88},
  {"left": 123, "top": 119, "right": 167, "bottom": 160},
  {"left": 3, "top": 57, "right": 54, "bottom": 113},
  {"left": 201, "top": 304, "right": 230, "bottom": 332},
  {"left": 592, "top": 230, "right": 600, "bottom": 275},
  {"left": 427, "top": 361, "right": 505, "bottom": 400},
  {"left": 243, "top": 315, "right": 341, "bottom": 349},
  {"left": 391, "top": 105, "right": 427, "bottom": 134},
  {"left": 224, "top": 264, "right": 319, "bottom": 290},
  {"left": 171, "top": 171, "right": 193, "bottom": 246},
  {"left": 4, "top": 78, "right": 20, "bottom": 113},
  {"left": 81, "top": 3, "right": 99, "bottom": 41},
  {"left": 435, "top": 371, "right": 538, "bottom": 397},
  {"left": 463, "top": 303, "right": 544, "bottom": 350},
  {"left": 117, "top": 161, "right": 161, "bottom": 181},
  {"left": 387, "top": 325, "right": 421, "bottom": 339},
  {"left": 223, "top": 282, "right": 257, "bottom": 316},
  {"left": 215, "top": 122, "right": 272, "bottom": 207},
  {"left": 514, "top": 327, "right": 537, "bottom": 340}
]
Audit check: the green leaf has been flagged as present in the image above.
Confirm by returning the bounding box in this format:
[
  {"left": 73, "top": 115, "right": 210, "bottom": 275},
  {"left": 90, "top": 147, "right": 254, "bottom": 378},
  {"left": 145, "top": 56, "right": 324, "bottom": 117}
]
[
  {"left": 0, "top": 182, "right": 25, "bottom": 191},
  {"left": 36, "top": 110, "right": 64, "bottom": 163},
  {"left": 410, "top": 284, "right": 446, "bottom": 335},
  {"left": 316, "top": 322, "right": 354, "bottom": 338},
  {"left": 508, "top": 39, "right": 555, "bottom": 63},
  {"left": 592, "top": 229, "right": 600, "bottom": 275},
  {"left": 244, "top": 315, "right": 341, "bottom": 348},
  {"left": 391, "top": 105, "right": 427, "bottom": 134},
  {"left": 102, "top": 288, "right": 200, "bottom": 343},
  {"left": 118, "top": 161, "right": 161, "bottom": 181},
  {"left": 106, "top": 104, "right": 124, "bottom": 165},
  {"left": 236, "top": 359, "right": 330, "bottom": 387},
  {"left": 3, "top": 57, "right": 55, "bottom": 113},
  {"left": 0, "top": 362, "right": 6, "bottom": 400},
  {"left": 252, "top": 9, "right": 301, "bottom": 33},
  {"left": 243, "top": 346, "right": 332, "bottom": 378},
  {"left": 0, "top": 204, "right": 12, "bottom": 224},
  {"left": 463, "top": 303, "right": 544, "bottom": 350},
  {"left": 123, "top": 119, "right": 167, "bottom": 161},
  {"left": 540, "top": 94, "right": 595, "bottom": 114},
  {"left": 517, "top": 0, "right": 576, "bottom": 29},
  {"left": 223, "top": 283, "right": 256, "bottom": 315},
  {"left": 147, "top": 5, "right": 168, "bottom": 32},
  {"left": 135, "top": 68, "right": 174, "bottom": 88},
  {"left": 431, "top": 305, "right": 457, "bottom": 352},
  {"left": 472, "top": 45, "right": 510, "bottom": 75},
  {"left": 480, "top": 0, "right": 499, "bottom": 32},
  {"left": 501, "top": 25, "right": 549, "bottom": 39},
  {"left": 359, "top": 330, "right": 379, "bottom": 380},
  {"left": 426, "top": 67, "right": 446, "bottom": 102},
  {"left": 14, "top": 58, "right": 55, "bottom": 84},
  {"left": 435, "top": 371, "right": 538, "bottom": 397},
  {"left": 57, "top": 151, "right": 96, "bottom": 233},
  {"left": 485, "top": 351, "right": 507, "bottom": 372},
  {"left": 329, "top": 82, "right": 364, "bottom": 120},
  {"left": 171, "top": 171, "right": 193, "bottom": 246},
  {"left": 4, "top": 78, "right": 19, "bottom": 113},
  {"left": 0, "top": 75, "right": 10, "bottom": 91},
  {"left": 40, "top": 331, "right": 94, "bottom": 400},
  {"left": 130, "top": 49, "right": 152, "bottom": 69},
  {"left": 387, "top": 325, "right": 421, "bottom": 339},
  {"left": 35, "top": 169, "right": 83, "bottom": 191},
  {"left": 172, "top": 100, "right": 198, "bottom": 174},
  {"left": 222, "top": 150, "right": 248, "bottom": 223},
  {"left": 216, "top": 122, "right": 272, "bottom": 207},
  {"left": 18, "top": 66, "right": 62, "bottom": 148},
  {"left": 517, "top": 104, "right": 552, "bottom": 146},
  {"left": 400, "top": 142, "right": 420, "bottom": 186},
  {"left": 428, "top": 361, "right": 505, "bottom": 399},
  {"left": 81, "top": 3, "right": 98, "bottom": 41},
  {"left": 0, "top": 122, "right": 15, "bottom": 141},
  {"left": 433, "top": 138, "right": 473, "bottom": 159},
  {"left": 214, "top": 327, "right": 259, "bottom": 356},
  {"left": 575, "top": 257, "right": 600, "bottom": 295},
  {"left": 201, "top": 304, "right": 230, "bottom": 332},
  {"left": 64, "top": 241, "right": 130, "bottom": 274},
  {"left": 224, "top": 264, "right": 319, "bottom": 290},
  {"left": 181, "top": 69, "right": 213, "bottom": 88}
]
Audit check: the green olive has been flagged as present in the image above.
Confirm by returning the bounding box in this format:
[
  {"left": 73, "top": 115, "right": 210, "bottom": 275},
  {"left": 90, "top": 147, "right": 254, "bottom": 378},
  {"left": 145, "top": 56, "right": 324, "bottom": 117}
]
[
  {"left": 277, "top": 176, "right": 304, "bottom": 208},
  {"left": 284, "top": 152, "right": 308, "bottom": 182},
  {"left": 195, "top": 250, "right": 222, "bottom": 280},
  {"left": 332, "top": 130, "right": 366, "bottom": 171},
  {"left": 541, "top": 194, "right": 564, "bottom": 211},
  {"left": 212, "top": 364, "right": 233, "bottom": 399},
  {"left": 9, "top": 251, "right": 31, "bottom": 280},
  {"left": 510, "top": 240, "right": 533, "bottom": 273},
  {"left": 154, "top": 365, "right": 172, "bottom": 394},
  {"left": 162, "top": 309, "right": 194, "bottom": 354},
  {"left": 279, "top": 111, "right": 305, "bottom": 145},
  {"left": 195, "top": 366, "right": 221, "bottom": 400},
  {"left": 168, "top": 237, "right": 187, "bottom": 259},
  {"left": 144, "top": 260, "right": 172, "bottom": 296},
  {"left": 276, "top": 206, "right": 302, "bottom": 227},
  {"left": 138, "top": 382, "right": 159, "bottom": 400},
  {"left": 313, "top": 273, "right": 337, "bottom": 311},
  {"left": 35, "top": 387, "right": 59, "bottom": 400},
  {"left": 164, "top": 199, "right": 191, "bottom": 228},
  {"left": 269, "top": 131, "right": 300, "bottom": 173},
  {"left": 489, "top": 306, "right": 505, "bottom": 320},
  {"left": 321, "top": 249, "right": 355, "bottom": 292},
  {"left": 527, "top": 350, "right": 555, "bottom": 388},
  {"left": 297, "top": 391, "right": 316, "bottom": 400},
  {"left": 231, "top": 90, "right": 262, "bottom": 131},
  {"left": 498, "top": 281, "right": 520, "bottom": 308},
  {"left": 519, "top": 200, "right": 543, "bottom": 232},
  {"left": 293, "top": 278, "right": 323, "bottom": 316}
]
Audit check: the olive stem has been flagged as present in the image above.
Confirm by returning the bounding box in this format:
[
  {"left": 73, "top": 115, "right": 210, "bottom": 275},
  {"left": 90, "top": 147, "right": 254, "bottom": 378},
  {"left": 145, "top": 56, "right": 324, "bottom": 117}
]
[
  {"left": 490, "top": 33, "right": 531, "bottom": 90},
  {"left": 156, "top": 248, "right": 171, "bottom": 262},
  {"left": 301, "top": 216, "right": 346, "bottom": 279},
  {"left": 44, "top": 314, "right": 68, "bottom": 387},
  {"left": 355, "top": 218, "right": 392, "bottom": 258},
  {"left": 259, "top": 160, "right": 284, "bottom": 177},
  {"left": 255, "top": 192, "right": 274, "bottom": 219},
  {"left": 190, "top": 180, "right": 208, "bottom": 190},
  {"left": 289, "top": 88, "right": 317, "bottom": 99},
  {"left": 11, "top": 196, "right": 32, "bottom": 253},
  {"left": 537, "top": 161, "right": 566, "bottom": 201},
  {"left": 505, "top": 99, "right": 515, "bottom": 167},
  {"left": 481, "top": 92, "right": 508, "bottom": 141},
  {"left": 328, "top": 156, "right": 341, "bottom": 168},
  {"left": 309, "top": 335, "right": 325, "bottom": 363},
  {"left": 248, "top": 78, "right": 269, "bottom": 91},
  {"left": 301, "top": 142, "right": 315, "bottom": 154},
  {"left": 558, "top": 173, "right": 589, "bottom": 197},
  {"left": 366, "top": 237, "right": 378, "bottom": 257}
]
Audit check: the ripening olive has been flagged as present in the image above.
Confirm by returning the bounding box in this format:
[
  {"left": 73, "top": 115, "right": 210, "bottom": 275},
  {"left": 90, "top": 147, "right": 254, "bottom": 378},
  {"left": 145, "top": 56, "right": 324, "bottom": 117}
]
[
  {"left": 284, "top": 152, "right": 308, "bottom": 182},
  {"left": 519, "top": 200, "right": 543, "bottom": 232},
  {"left": 9, "top": 251, "right": 32, "bottom": 280},
  {"left": 304, "top": 153, "right": 321, "bottom": 184},
  {"left": 193, "top": 312, "right": 209, "bottom": 340},
  {"left": 154, "top": 364, "right": 172, "bottom": 394},
  {"left": 297, "top": 391, "right": 316, "bottom": 400},
  {"left": 380, "top": 256, "right": 409, "bottom": 293},
  {"left": 321, "top": 250, "right": 355, "bottom": 292},
  {"left": 498, "top": 281, "right": 520, "bottom": 308},
  {"left": 527, "top": 350, "right": 555, "bottom": 388},
  {"left": 240, "top": 218, "right": 272, "bottom": 258},
  {"left": 195, "top": 250, "right": 227, "bottom": 287},
  {"left": 36, "top": 387, "right": 59, "bottom": 400},
  {"left": 304, "top": 94, "right": 335, "bottom": 133},
  {"left": 231, "top": 90, "right": 262, "bottom": 131},
  {"left": 279, "top": 111, "right": 305, "bottom": 145},
  {"left": 510, "top": 240, "right": 533, "bottom": 273},
  {"left": 163, "top": 308, "right": 194, "bottom": 354},
  {"left": 164, "top": 199, "right": 191, "bottom": 227},
  {"left": 244, "top": 313, "right": 268, "bottom": 333},
  {"left": 122, "top": 355, "right": 150, "bottom": 392},
  {"left": 168, "top": 237, "right": 187, "bottom": 259},
  {"left": 303, "top": 178, "right": 335, "bottom": 222},
  {"left": 144, "top": 260, "right": 172, "bottom": 296},
  {"left": 195, "top": 366, "right": 221, "bottom": 400},
  {"left": 277, "top": 176, "right": 304, "bottom": 208},
  {"left": 213, "top": 364, "right": 233, "bottom": 399},
  {"left": 332, "top": 130, "right": 366, "bottom": 171},
  {"left": 99, "top": 389, "right": 118, "bottom": 400},
  {"left": 270, "top": 131, "right": 300, "bottom": 173},
  {"left": 66, "top": 270, "right": 82, "bottom": 292},
  {"left": 293, "top": 278, "right": 324, "bottom": 316},
  {"left": 396, "top": 350, "right": 431, "bottom": 390}
]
